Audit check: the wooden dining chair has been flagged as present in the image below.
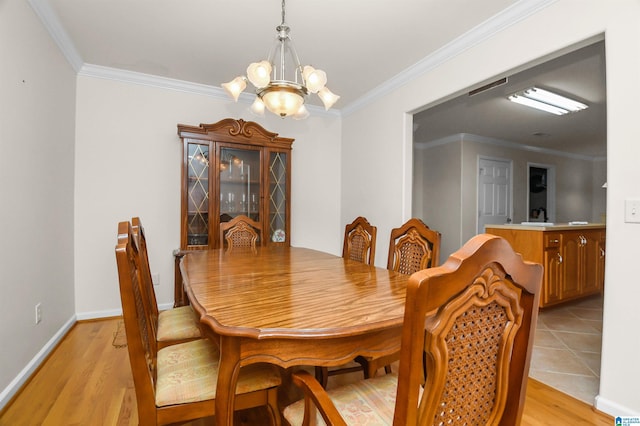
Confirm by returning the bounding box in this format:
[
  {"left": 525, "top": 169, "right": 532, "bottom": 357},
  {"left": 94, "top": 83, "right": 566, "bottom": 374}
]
[
  {"left": 115, "top": 221, "right": 282, "bottom": 426},
  {"left": 132, "top": 217, "right": 202, "bottom": 349},
  {"left": 314, "top": 216, "right": 378, "bottom": 387},
  {"left": 342, "top": 216, "right": 377, "bottom": 265},
  {"left": 284, "top": 233, "right": 542, "bottom": 426},
  {"left": 355, "top": 218, "right": 443, "bottom": 379},
  {"left": 387, "top": 217, "right": 441, "bottom": 273},
  {"left": 220, "top": 214, "right": 262, "bottom": 250}
]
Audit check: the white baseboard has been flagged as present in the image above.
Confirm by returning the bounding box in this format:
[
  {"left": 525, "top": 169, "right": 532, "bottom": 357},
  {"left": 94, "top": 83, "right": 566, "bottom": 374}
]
[
  {"left": 75, "top": 308, "right": 122, "bottom": 321},
  {"left": 75, "top": 303, "right": 172, "bottom": 321},
  {"left": 595, "top": 394, "right": 640, "bottom": 418},
  {"left": 0, "top": 314, "right": 76, "bottom": 410},
  {"left": 1, "top": 303, "right": 180, "bottom": 411},
  {"left": 157, "top": 302, "right": 174, "bottom": 311}
]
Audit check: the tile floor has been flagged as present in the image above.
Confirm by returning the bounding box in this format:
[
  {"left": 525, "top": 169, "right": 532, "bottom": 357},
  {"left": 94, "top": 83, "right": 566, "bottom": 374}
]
[{"left": 530, "top": 294, "right": 603, "bottom": 404}]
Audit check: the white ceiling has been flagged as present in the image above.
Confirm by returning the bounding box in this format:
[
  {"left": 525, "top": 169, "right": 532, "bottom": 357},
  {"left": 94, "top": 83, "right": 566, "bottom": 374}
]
[
  {"left": 37, "top": 0, "right": 605, "bottom": 157},
  {"left": 413, "top": 40, "right": 606, "bottom": 158}
]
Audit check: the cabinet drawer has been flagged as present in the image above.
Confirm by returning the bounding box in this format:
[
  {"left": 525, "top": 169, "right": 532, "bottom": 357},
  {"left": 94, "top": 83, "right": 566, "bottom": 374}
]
[{"left": 544, "top": 234, "right": 561, "bottom": 248}]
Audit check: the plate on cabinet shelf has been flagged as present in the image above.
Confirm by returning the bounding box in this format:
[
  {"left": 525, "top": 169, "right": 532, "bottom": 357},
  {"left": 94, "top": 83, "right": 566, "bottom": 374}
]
[{"left": 272, "top": 229, "right": 285, "bottom": 242}]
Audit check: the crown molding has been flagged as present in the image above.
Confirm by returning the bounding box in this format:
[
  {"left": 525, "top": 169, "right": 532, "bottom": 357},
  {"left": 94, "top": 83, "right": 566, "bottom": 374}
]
[
  {"left": 78, "top": 63, "right": 224, "bottom": 97},
  {"left": 30, "top": 0, "right": 554, "bottom": 119},
  {"left": 77, "top": 63, "right": 342, "bottom": 117},
  {"left": 28, "top": 0, "right": 83, "bottom": 72},
  {"left": 415, "top": 132, "right": 603, "bottom": 162},
  {"left": 340, "top": 0, "right": 557, "bottom": 116}
]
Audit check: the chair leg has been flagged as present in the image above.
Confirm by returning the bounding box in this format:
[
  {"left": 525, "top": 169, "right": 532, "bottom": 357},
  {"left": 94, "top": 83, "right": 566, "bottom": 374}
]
[
  {"left": 366, "top": 363, "right": 378, "bottom": 379},
  {"left": 354, "top": 356, "right": 374, "bottom": 379},
  {"left": 384, "top": 365, "right": 392, "bottom": 374},
  {"left": 266, "top": 387, "right": 281, "bottom": 426},
  {"left": 314, "top": 366, "right": 329, "bottom": 388}
]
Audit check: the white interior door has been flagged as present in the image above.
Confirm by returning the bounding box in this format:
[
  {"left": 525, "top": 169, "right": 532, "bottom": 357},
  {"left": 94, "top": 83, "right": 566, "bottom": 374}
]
[{"left": 478, "top": 157, "right": 512, "bottom": 233}]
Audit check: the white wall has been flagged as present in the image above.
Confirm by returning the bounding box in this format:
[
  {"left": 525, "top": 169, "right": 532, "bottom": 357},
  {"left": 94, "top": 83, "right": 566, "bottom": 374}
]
[
  {"left": 0, "top": 0, "right": 76, "bottom": 404},
  {"left": 341, "top": 102, "right": 412, "bottom": 267},
  {"left": 341, "top": 0, "right": 640, "bottom": 416},
  {"left": 415, "top": 135, "right": 606, "bottom": 265},
  {"left": 593, "top": 158, "right": 607, "bottom": 222},
  {"left": 73, "top": 76, "right": 342, "bottom": 316},
  {"left": 413, "top": 140, "right": 463, "bottom": 264}
]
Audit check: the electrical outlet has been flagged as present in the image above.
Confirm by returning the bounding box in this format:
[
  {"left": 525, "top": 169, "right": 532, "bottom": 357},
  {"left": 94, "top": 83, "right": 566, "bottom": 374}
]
[
  {"left": 152, "top": 273, "right": 160, "bottom": 286},
  {"left": 35, "top": 303, "right": 42, "bottom": 325}
]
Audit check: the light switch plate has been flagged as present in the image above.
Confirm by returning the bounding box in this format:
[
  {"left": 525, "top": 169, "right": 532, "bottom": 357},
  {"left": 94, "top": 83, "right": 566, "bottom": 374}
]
[{"left": 624, "top": 199, "right": 640, "bottom": 223}]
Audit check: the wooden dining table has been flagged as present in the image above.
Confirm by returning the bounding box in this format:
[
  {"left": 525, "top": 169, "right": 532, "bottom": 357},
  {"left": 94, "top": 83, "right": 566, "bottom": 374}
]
[{"left": 179, "top": 245, "right": 411, "bottom": 426}]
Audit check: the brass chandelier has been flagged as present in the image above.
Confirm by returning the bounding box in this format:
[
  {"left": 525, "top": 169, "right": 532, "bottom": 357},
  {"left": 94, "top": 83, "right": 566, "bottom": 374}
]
[{"left": 222, "top": 0, "right": 339, "bottom": 119}]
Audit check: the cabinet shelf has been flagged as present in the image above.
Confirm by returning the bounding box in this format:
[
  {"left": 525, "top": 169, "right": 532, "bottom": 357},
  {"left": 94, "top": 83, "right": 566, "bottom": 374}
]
[
  {"left": 220, "top": 210, "right": 259, "bottom": 216},
  {"left": 220, "top": 179, "right": 260, "bottom": 185}
]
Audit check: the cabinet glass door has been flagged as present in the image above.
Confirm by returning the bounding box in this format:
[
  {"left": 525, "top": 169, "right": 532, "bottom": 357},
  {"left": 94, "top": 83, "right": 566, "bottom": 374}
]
[
  {"left": 219, "top": 147, "right": 261, "bottom": 223},
  {"left": 186, "top": 142, "right": 210, "bottom": 247},
  {"left": 268, "top": 151, "right": 288, "bottom": 243}
]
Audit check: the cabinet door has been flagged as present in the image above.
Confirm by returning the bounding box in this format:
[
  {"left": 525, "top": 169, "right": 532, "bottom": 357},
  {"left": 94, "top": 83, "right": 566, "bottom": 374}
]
[
  {"left": 543, "top": 234, "right": 563, "bottom": 306},
  {"left": 582, "top": 230, "right": 605, "bottom": 294},
  {"left": 597, "top": 232, "right": 606, "bottom": 290},
  {"left": 266, "top": 149, "right": 290, "bottom": 245},
  {"left": 561, "top": 232, "right": 583, "bottom": 300},
  {"left": 218, "top": 145, "right": 262, "bottom": 244},
  {"left": 183, "top": 141, "right": 211, "bottom": 248}
]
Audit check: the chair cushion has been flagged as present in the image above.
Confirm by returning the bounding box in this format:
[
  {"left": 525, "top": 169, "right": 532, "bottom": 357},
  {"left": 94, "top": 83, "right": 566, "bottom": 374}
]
[
  {"left": 284, "top": 373, "right": 399, "bottom": 426},
  {"left": 156, "top": 339, "right": 281, "bottom": 407},
  {"left": 157, "top": 305, "right": 202, "bottom": 342}
]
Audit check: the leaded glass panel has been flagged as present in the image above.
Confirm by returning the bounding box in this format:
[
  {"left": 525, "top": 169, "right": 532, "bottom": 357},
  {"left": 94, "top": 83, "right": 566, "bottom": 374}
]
[
  {"left": 269, "top": 152, "right": 287, "bottom": 242},
  {"left": 187, "top": 143, "right": 209, "bottom": 246}
]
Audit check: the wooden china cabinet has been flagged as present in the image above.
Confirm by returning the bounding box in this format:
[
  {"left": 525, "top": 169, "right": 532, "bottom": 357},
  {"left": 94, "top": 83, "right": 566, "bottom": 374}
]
[{"left": 173, "top": 118, "right": 293, "bottom": 305}]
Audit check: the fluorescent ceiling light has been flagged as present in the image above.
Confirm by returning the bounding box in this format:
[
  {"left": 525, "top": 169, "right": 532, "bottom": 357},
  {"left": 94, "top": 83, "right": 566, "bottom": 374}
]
[{"left": 508, "top": 87, "right": 588, "bottom": 115}]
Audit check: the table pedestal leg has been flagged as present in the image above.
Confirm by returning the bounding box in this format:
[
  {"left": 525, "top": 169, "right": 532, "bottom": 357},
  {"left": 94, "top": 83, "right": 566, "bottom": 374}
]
[{"left": 215, "top": 337, "right": 241, "bottom": 426}]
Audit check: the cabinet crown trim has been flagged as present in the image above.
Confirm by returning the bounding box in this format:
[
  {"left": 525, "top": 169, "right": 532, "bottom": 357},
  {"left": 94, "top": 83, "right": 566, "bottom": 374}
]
[{"left": 177, "top": 118, "right": 294, "bottom": 149}]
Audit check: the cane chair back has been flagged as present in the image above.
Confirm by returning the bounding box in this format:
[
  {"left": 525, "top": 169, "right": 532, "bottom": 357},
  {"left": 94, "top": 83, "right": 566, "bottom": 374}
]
[
  {"left": 116, "top": 221, "right": 282, "bottom": 426},
  {"left": 387, "top": 218, "right": 441, "bottom": 274},
  {"left": 220, "top": 215, "right": 262, "bottom": 250},
  {"left": 132, "top": 217, "right": 201, "bottom": 349},
  {"left": 284, "top": 234, "right": 542, "bottom": 426},
  {"left": 342, "top": 216, "right": 377, "bottom": 265}
]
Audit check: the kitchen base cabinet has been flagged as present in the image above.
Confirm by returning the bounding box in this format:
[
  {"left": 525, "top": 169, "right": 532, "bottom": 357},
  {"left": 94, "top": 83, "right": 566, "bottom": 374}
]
[
  {"left": 486, "top": 224, "right": 605, "bottom": 308},
  {"left": 542, "top": 232, "right": 563, "bottom": 306}
]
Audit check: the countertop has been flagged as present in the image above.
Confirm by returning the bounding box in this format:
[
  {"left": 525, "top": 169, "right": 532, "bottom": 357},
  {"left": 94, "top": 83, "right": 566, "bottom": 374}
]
[{"left": 485, "top": 223, "right": 606, "bottom": 231}]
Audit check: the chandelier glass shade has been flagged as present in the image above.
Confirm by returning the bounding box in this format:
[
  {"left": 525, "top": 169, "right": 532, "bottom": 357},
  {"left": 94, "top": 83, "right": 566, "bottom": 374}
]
[{"left": 222, "top": 0, "right": 339, "bottom": 119}]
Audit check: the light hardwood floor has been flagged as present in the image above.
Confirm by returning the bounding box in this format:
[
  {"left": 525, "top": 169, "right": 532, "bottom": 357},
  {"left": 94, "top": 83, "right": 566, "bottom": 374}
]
[{"left": 0, "top": 318, "right": 613, "bottom": 425}]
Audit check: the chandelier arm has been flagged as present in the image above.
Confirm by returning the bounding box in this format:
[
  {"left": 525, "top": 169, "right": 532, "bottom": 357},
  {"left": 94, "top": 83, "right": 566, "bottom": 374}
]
[
  {"left": 279, "top": 37, "right": 286, "bottom": 81},
  {"left": 285, "top": 38, "right": 303, "bottom": 84}
]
